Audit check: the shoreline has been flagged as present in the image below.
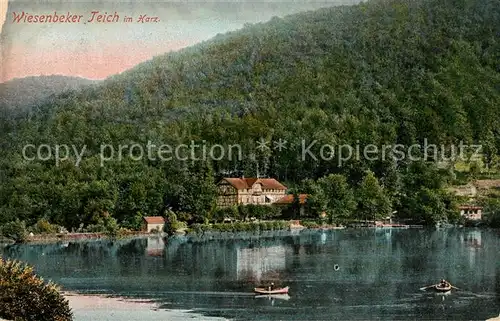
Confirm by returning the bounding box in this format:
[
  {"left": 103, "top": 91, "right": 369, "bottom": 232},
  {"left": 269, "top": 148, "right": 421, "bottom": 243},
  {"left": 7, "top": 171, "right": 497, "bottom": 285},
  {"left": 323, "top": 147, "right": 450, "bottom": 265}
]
[
  {"left": 63, "top": 291, "right": 229, "bottom": 321},
  {"left": 2, "top": 225, "right": 494, "bottom": 247},
  {"left": 5, "top": 231, "right": 154, "bottom": 245}
]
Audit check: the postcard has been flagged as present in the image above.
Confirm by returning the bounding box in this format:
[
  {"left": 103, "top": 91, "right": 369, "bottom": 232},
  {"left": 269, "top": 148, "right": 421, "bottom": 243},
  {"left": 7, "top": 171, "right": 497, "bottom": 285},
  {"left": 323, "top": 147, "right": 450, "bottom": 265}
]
[{"left": 1, "top": 0, "right": 499, "bottom": 320}]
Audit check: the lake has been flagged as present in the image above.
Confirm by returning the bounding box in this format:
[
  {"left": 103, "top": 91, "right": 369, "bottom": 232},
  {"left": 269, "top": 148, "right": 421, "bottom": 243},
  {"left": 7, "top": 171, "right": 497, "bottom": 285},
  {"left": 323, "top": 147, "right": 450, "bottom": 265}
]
[{"left": 1, "top": 228, "right": 499, "bottom": 320}]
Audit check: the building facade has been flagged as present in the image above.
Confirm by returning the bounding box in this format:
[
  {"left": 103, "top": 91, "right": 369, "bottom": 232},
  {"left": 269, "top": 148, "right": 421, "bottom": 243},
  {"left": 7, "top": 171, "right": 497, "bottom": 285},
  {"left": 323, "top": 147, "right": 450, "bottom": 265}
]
[
  {"left": 216, "top": 177, "right": 287, "bottom": 207},
  {"left": 459, "top": 206, "right": 483, "bottom": 221},
  {"left": 142, "top": 216, "right": 166, "bottom": 233}
]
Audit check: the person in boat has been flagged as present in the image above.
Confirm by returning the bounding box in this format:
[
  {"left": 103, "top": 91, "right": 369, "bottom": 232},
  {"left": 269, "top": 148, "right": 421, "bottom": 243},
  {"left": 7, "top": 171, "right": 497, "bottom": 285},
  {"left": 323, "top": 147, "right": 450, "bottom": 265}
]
[
  {"left": 268, "top": 282, "right": 275, "bottom": 291},
  {"left": 439, "top": 279, "right": 450, "bottom": 288}
]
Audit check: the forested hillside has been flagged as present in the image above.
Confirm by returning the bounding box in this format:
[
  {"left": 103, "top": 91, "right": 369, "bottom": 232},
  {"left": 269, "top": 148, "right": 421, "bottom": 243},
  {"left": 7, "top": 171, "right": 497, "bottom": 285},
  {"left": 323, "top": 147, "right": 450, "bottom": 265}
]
[
  {"left": 1, "top": 0, "right": 499, "bottom": 232},
  {"left": 0, "top": 75, "right": 97, "bottom": 117}
]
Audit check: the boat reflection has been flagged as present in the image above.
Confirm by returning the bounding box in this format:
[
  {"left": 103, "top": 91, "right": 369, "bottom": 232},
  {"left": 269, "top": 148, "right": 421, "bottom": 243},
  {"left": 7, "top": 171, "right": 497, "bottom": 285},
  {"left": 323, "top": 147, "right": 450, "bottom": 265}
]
[{"left": 254, "top": 294, "right": 291, "bottom": 301}]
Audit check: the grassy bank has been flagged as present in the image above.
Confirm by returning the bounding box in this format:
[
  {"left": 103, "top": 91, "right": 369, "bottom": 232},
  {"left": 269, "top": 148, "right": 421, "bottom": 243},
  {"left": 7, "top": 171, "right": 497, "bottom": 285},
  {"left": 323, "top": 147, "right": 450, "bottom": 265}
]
[
  {"left": 187, "top": 220, "right": 290, "bottom": 234},
  {"left": 2, "top": 231, "right": 153, "bottom": 245},
  {"left": 1, "top": 220, "right": 338, "bottom": 245},
  {"left": 184, "top": 220, "right": 348, "bottom": 235}
]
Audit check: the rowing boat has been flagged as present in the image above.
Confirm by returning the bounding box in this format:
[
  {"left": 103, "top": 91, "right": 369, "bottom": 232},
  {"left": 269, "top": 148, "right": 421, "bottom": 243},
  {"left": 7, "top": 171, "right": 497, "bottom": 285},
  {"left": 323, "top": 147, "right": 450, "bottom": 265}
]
[
  {"left": 254, "top": 286, "right": 289, "bottom": 294},
  {"left": 434, "top": 284, "right": 452, "bottom": 292}
]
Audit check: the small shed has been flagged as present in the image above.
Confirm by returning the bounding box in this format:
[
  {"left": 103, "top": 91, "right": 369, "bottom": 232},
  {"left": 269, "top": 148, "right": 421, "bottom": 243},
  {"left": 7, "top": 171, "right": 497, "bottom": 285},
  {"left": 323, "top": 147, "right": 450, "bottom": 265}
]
[{"left": 143, "top": 216, "right": 166, "bottom": 233}]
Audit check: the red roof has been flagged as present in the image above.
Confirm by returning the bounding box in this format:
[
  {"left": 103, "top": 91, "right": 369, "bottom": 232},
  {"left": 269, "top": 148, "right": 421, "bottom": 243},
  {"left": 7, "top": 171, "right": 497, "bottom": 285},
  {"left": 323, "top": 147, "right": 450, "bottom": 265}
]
[
  {"left": 275, "top": 194, "right": 308, "bottom": 205},
  {"left": 143, "top": 216, "right": 166, "bottom": 224},
  {"left": 220, "top": 178, "right": 287, "bottom": 190}
]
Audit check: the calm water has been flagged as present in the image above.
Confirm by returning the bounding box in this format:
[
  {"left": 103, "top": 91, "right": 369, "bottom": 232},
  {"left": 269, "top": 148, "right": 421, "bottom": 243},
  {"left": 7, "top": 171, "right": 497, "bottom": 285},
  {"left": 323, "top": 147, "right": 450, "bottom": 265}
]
[{"left": 2, "top": 228, "right": 500, "bottom": 320}]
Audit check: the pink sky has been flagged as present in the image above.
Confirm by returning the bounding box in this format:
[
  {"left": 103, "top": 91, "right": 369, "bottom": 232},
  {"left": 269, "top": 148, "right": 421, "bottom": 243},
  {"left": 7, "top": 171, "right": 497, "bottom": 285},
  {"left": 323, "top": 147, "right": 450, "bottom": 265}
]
[
  {"left": 2, "top": 41, "right": 191, "bottom": 82},
  {"left": 0, "top": 1, "right": 356, "bottom": 83},
  {"left": 0, "top": 1, "right": 232, "bottom": 83}
]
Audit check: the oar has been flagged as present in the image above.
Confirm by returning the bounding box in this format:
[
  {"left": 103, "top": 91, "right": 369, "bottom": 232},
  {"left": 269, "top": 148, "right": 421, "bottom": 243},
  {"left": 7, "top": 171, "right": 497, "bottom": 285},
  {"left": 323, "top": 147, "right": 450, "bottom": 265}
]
[
  {"left": 420, "top": 284, "right": 437, "bottom": 291},
  {"left": 451, "top": 285, "right": 460, "bottom": 290}
]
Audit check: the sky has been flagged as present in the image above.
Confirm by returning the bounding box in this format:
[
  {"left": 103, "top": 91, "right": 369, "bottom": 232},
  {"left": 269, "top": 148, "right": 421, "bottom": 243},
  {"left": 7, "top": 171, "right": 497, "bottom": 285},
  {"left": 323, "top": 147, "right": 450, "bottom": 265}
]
[{"left": 0, "top": 0, "right": 360, "bottom": 83}]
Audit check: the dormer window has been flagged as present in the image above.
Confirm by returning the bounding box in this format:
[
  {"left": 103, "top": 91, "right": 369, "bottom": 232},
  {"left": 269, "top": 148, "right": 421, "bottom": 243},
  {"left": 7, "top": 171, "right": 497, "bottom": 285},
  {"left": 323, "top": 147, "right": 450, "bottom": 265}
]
[{"left": 252, "top": 183, "right": 262, "bottom": 195}]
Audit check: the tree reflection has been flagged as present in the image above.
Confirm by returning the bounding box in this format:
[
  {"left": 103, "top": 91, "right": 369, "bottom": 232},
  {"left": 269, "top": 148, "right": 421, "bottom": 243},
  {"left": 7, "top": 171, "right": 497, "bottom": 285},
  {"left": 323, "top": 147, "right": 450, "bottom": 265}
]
[{"left": 1, "top": 229, "right": 498, "bottom": 320}]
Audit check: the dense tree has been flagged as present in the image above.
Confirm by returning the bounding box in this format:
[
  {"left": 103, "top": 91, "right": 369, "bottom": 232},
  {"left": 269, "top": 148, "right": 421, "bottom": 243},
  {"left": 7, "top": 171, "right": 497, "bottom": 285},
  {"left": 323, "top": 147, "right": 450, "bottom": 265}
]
[
  {"left": 1, "top": 0, "right": 499, "bottom": 230},
  {"left": 483, "top": 198, "right": 500, "bottom": 228},
  {"left": 355, "top": 171, "right": 392, "bottom": 222},
  {"left": 0, "top": 259, "right": 73, "bottom": 321},
  {"left": 301, "top": 178, "right": 328, "bottom": 219},
  {"left": 0, "top": 219, "right": 28, "bottom": 243},
  {"left": 317, "top": 174, "right": 357, "bottom": 223}
]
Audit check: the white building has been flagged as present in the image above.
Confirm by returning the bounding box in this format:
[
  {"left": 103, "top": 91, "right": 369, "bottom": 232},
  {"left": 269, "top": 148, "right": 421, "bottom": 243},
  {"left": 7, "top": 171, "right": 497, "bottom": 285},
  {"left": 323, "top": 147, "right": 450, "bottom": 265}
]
[
  {"left": 142, "top": 216, "right": 166, "bottom": 233},
  {"left": 459, "top": 206, "right": 483, "bottom": 221}
]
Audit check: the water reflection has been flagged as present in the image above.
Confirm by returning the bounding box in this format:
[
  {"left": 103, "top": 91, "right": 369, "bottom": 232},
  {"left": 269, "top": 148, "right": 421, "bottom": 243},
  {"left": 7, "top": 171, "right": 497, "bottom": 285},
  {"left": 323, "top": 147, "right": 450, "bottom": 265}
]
[
  {"left": 1, "top": 229, "right": 499, "bottom": 321},
  {"left": 464, "top": 230, "right": 482, "bottom": 249},
  {"left": 236, "top": 245, "right": 288, "bottom": 282},
  {"left": 146, "top": 237, "right": 164, "bottom": 257}
]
